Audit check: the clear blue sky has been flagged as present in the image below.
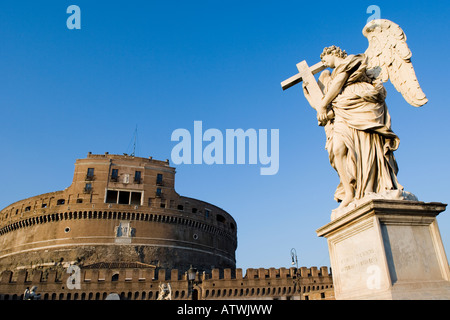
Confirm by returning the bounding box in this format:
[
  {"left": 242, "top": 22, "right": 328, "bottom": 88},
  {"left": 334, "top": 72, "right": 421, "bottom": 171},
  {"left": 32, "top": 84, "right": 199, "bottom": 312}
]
[{"left": 1, "top": 0, "right": 449, "bottom": 271}]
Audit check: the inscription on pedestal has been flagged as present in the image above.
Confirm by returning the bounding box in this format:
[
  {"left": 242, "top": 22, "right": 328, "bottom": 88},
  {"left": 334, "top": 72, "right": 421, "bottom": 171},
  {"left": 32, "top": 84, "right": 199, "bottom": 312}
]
[
  {"left": 340, "top": 249, "right": 378, "bottom": 273},
  {"left": 332, "top": 221, "right": 388, "bottom": 294}
]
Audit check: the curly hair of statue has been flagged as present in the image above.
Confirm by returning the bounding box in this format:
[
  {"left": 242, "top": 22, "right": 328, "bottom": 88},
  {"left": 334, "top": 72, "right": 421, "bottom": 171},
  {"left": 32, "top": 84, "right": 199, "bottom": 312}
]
[{"left": 320, "top": 45, "right": 348, "bottom": 60}]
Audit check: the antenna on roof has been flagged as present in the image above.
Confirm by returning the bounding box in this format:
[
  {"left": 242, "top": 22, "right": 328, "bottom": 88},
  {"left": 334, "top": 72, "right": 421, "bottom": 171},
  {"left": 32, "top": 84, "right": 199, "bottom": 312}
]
[
  {"left": 131, "top": 125, "right": 138, "bottom": 157},
  {"left": 126, "top": 125, "right": 139, "bottom": 157}
]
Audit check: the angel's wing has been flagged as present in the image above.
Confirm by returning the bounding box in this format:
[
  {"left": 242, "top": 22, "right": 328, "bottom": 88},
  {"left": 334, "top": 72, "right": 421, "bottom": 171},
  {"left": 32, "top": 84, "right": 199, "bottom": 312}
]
[{"left": 363, "top": 19, "right": 428, "bottom": 107}]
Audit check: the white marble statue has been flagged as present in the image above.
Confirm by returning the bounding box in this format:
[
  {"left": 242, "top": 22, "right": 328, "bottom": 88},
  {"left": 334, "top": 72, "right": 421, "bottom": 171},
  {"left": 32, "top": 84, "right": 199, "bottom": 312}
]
[
  {"left": 157, "top": 282, "right": 172, "bottom": 300},
  {"left": 23, "top": 286, "right": 41, "bottom": 300},
  {"left": 284, "top": 19, "right": 427, "bottom": 213}
]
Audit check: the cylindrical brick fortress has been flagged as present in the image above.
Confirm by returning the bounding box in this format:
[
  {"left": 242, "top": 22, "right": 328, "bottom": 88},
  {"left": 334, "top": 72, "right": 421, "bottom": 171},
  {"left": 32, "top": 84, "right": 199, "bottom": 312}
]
[{"left": 0, "top": 153, "right": 237, "bottom": 273}]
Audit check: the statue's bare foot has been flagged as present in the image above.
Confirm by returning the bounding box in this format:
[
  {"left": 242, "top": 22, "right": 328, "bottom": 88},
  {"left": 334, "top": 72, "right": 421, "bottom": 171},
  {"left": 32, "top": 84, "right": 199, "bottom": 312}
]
[{"left": 338, "top": 195, "right": 353, "bottom": 209}]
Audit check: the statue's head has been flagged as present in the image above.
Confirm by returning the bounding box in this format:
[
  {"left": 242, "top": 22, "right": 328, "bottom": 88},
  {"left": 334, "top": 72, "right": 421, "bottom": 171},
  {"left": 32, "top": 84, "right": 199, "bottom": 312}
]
[{"left": 320, "top": 45, "right": 347, "bottom": 68}]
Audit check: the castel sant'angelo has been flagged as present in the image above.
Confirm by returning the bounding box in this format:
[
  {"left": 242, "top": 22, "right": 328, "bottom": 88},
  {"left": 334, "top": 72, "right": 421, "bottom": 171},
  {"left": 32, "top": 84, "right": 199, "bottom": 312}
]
[{"left": 0, "top": 152, "right": 334, "bottom": 300}]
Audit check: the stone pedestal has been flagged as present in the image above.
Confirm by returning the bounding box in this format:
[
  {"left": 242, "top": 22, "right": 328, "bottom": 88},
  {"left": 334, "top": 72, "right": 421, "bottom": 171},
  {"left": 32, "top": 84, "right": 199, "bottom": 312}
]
[{"left": 316, "top": 199, "right": 450, "bottom": 300}]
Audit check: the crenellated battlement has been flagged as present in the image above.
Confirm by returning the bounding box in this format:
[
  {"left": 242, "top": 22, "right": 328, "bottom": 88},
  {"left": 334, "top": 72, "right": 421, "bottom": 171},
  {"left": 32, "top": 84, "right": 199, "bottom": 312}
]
[
  {"left": 0, "top": 266, "right": 334, "bottom": 300},
  {"left": 0, "top": 266, "right": 331, "bottom": 284}
]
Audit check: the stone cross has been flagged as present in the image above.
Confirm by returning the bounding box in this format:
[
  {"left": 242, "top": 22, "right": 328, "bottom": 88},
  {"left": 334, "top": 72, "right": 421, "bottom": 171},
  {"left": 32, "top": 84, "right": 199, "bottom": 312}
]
[{"left": 281, "top": 60, "right": 326, "bottom": 110}]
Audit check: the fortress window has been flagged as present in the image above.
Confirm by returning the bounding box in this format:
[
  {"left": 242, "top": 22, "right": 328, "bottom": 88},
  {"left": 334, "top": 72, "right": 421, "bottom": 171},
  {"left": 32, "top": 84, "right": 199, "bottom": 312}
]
[
  {"left": 177, "top": 205, "right": 184, "bottom": 211},
  {"left": 156, "top": 188, "right": 162, "bottom": 198},
  {"left": 216, "top": 214, "right": 226, "bottom": 223},
  {"left": 25, "top": 206, "right": 31, "bottom": 212},
  {"left": 134, "top": 171, "right": 141, "bottom": 184},
  {"left": 106, "top": 190, "right": 142, "bottom": 205},
  {"left": 84, "top": 183, "right": 92, "bottom": 193},
  {"left": 41, "top": 203, "right": 47, "bottom": 208},
  {"left": 130, "top": 192, "right": 142, "bottom": 205},
  {"left": 156, "top": 174, "right": 163, "bottom": 185},
  {"left": 111, "top": 169, "right": 119, "bottom": 181},
  {"left": 192, "top": 208, "right": 198, "bottom": 213},
  {"left": 205, "top": 209, "right": 211, "bottom": 218},
  {"left": 111, "top": 273, "right": 119, "bottom": 282},
  {"left": 76, "top": 199, "right": 83, "bottom": 203},
  {"left": 118, "top": 191, "right": 130, "bottom": 204},
  {"left": 86, "top": 168, "right": 95, "bottom": 180},
  {"left": 106, "top": 190, "right": 118, "bottom": 203},
  {"left": 57, "top": 199, "right": 65, "bottom": 205}
]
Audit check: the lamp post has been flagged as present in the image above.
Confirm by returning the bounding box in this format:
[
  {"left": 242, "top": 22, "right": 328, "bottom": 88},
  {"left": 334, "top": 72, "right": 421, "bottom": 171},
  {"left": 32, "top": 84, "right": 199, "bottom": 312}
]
[
  {"left": 290, "top": 248, "right": 298, "bottom": 269},
  {"left": 187, "top": 265, "right": 198, "bottom": 300},
  {"left": 290, "top": 248, "right": 302, "bottom": 300}
]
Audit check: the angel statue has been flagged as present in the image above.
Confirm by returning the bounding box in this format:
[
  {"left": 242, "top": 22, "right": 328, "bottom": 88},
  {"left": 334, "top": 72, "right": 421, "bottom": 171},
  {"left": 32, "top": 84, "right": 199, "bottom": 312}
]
[
  {"left": 282, "top": 19, "right": 427, "bottom": 217},
  {"left": 157, "top": 282, "right": 172, "bottom": 300},
  {"left": 23, "top": 286, "right": 41, "bottom": 300}
]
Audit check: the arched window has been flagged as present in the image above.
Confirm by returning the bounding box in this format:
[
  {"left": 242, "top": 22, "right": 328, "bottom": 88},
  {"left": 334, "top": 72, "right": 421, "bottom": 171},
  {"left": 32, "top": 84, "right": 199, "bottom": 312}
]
[{"left": 192, "top": 289, "right": 199, "bottom": 301}]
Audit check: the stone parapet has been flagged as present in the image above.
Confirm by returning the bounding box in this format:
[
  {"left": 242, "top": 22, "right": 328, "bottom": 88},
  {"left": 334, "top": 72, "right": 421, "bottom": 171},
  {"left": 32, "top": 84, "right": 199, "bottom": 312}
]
[{"left": 0, "top": 266, "right": 334, "bottom": 300}]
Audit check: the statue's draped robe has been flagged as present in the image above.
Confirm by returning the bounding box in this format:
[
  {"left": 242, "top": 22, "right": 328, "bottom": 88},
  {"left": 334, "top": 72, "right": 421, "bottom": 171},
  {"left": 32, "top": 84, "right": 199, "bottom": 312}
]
[{"left": 325, "top": 54, "right": 402, "bottom": 202}]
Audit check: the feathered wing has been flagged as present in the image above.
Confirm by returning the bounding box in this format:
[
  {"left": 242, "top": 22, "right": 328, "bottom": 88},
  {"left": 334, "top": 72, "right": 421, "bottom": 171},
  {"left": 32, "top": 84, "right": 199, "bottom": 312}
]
[{"left": 362, "top": 19, "right": 428, "bottom": 107}]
